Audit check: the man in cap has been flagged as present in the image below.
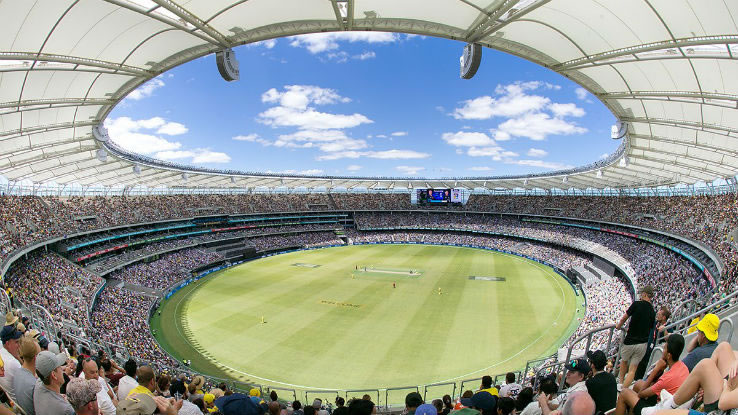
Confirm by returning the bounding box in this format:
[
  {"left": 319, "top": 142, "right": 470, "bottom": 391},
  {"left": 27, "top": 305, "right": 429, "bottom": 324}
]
[
  {"left": 541, "top": 357, "right": 590, "bottom": 415},
  {"left": 585, "top": 350, "right": 617, "bottom": 414},
  {"left": 33, "top": 350, "right": 75, "bottom": 415},
  {"left": 406, "top": 392, "right": 424, "bottom": 415},
  {"left": 614, "top": 334, "right": 687, "bottom": 415},
  {"left": 117, "top": 392, "right": 182, "bottom": 415},
  {"left": 681, "top": 313, "right": 720, "bottom": 371},
  {"left": 0, "top": 324, "right": 23, "bottom": 402},
  {"left": 66, "top": 377, "right": 101, "bottom": 415},
  {"left": 214, "top": 392, "right": 266, "bottom": 415},
  {"left": 616, "top": 285, "right": 656, "bottom": 389},
  {"left": 13, "top": 335, "right": 40, "bottom": 414}
]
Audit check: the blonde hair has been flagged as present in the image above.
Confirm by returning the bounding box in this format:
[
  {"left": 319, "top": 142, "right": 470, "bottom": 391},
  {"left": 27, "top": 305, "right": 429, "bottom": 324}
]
[{"left": 19, "top": 336, "right": 39, "bottom": 363}]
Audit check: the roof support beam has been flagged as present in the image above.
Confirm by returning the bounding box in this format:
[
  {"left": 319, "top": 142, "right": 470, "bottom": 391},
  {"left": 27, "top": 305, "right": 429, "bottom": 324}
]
[
  {"left": 0, "top": 121, "right": 98, "bottom": 139},
  {"left": 624, "top": 117, "right": 738, "bottom": 136},
  {"left": 101, "top": 0, "right": 221, "bottom": 47},
  {"left": 150, "top": 0, "right": 230, "bottom": 48},
  {"left": 553, "top": 35, "right": 738, "bottom": 71},
  {"left": 0, "top": 52, "right": 153, "bottom": 77},
  {"left": 598, "top": 91, "right": 738, "bottom": 109},
  {"left": 0, "top": 98, "right": 116, "bottom": 112},
  {"left": 467, "top": 0, "right": 552, "bottom": 43}
]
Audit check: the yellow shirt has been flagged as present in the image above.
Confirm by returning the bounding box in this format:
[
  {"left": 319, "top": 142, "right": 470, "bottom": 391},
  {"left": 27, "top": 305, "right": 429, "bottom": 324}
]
[
  {"left": 127, "top": 385, "right": 154, "bottom": 397},
  {"left": 479, "top": 387, "right": 499, "bottom": 397}
]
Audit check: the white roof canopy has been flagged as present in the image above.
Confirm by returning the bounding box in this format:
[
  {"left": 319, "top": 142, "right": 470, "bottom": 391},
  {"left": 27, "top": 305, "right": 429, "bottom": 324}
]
[{"left": 1, "top": 0, "right": 737, "bottom": 191}]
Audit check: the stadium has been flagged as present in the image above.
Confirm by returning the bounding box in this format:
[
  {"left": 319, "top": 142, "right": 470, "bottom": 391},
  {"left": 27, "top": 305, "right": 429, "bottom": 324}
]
[{"left": 1, "top": 1, "right": 738, "bottom": 415}]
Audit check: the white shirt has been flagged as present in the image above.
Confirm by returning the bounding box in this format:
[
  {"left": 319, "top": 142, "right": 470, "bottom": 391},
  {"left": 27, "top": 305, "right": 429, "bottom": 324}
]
[
  {"left": 0, "top": 347, "right": 22, "bottom": 402},
  {"left": 557, "top": 381, "right": 588, "bottom": 408},
  {"left": 117, "top": 375, "right": 137, "bottom": 401},
  {"left": 179, "top": 400, "right": 203, "bottom": 415},
  {"left": 499, "top": 383, "right": 522, "bottom": 399},
  {"left": 87, "top": 376, "right": 116, "bottom": 415}
]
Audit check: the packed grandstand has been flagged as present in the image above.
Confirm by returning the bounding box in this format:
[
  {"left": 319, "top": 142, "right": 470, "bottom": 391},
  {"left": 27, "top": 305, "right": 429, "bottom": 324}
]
[{"left": 1, "top": 193, "right": 737, "bottom": 410}]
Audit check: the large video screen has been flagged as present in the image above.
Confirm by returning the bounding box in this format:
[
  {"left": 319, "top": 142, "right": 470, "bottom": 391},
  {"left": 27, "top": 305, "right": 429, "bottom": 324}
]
[{"left": 417, "top": 189, "right": 450, "bottom": 204}]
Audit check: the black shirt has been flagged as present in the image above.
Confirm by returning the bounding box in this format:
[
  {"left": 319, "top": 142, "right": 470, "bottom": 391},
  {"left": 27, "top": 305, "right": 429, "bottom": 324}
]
[
  {"left": 624, "top": 300, "right": 656, "bottom": 345},
  {"left": 586, "top": 371, "right": 617, "bottom": 414}
]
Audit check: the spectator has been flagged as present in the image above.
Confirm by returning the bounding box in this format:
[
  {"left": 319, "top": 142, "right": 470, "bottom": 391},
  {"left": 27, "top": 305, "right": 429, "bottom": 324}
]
[
  {"left": 614, "top": 334, "right": 687, "bottom": 415},
  {"left": 458, "top": 391, "right": 497, "bottom": 415},
  {"left": 681, "top": 314, "right": 720, "bottom": 371},
  {"left": 406, "top": 392, "right": 424, "bottom": 415},
  {"left": 499, "top": 373, "right": 522, "bottom": 399},
  {"left": 347, "top": 398, "right": 374, "bottom": 415},
  {"left": 617, "top": 285, "right": 656, "bottom": 389},
  {"left": 81, "top": 358, "right": 117, "bottom": 415},
  {"left": 118, "top": 358, "right": 138, "bottom": 401},
  {"left": 65, "top": 377, "right": 101, "bottom": 415},
  {"left": 542, "top": 358, "right": 590, "bottom": 414},
  {"left": 0, "top": 325, "right": 23, "bottom": 402},
  {"left": 585, "top": 350, "right": 617, "bottom": 414},
  {"left": 561, "top": 392, "right": 595, "bottom": 415},
  {"left": 33, "top": 351, "right": 75, "bottom": 415},
  {"left": 334, "top": 397, "right": 348, "bottom": 415},
  {"left": 13, "top": 335, "right": 40, "bottom": 415},
  {"left": 479, "top": 376, "right": 500, "bottom": 397}
]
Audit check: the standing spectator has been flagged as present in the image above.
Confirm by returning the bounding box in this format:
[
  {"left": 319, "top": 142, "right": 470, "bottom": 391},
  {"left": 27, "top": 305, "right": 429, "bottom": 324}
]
[
  {"left": 65, "top": 377, "right": 101, "bottom": 415},
  {"left": 499, "top": 373, "right": 522, "bottom": 399},
  {"left": 585, "top": 350, "right": 617, "bottom": 414},
  {"left": 33, "top": 351, "right": 75, "bottom": 415},
  {"left": 636, "top": 307, "right": 672, "bottom": 381},
  {"left": 616, "top": 286, "right": 656, "bottom": 389},
  {"left": 13, "top": 336, "right": 40, "bottom": 415},
  {"left": 0, "top": 325, "right": 22, "bottom": 402}
]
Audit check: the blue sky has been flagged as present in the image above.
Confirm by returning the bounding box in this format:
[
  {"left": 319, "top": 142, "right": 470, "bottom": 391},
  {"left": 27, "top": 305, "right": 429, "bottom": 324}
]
[{"left": 107, "top": 33, "right": 618, "bottom": 178}]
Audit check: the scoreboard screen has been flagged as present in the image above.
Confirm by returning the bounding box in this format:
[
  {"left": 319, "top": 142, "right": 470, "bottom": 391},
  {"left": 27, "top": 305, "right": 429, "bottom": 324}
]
[{"left": 417, "top": 189, "right": 451, "bottom": 204}]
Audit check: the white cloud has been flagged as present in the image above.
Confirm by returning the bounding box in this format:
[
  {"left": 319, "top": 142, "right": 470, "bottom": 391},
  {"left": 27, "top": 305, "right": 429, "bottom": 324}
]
[
  {"left": 156, "top": 121, "right": 188, "bottom": 135},
  {"left": 496, "top": 112, "right": 587, "bottom": 141},
  {"left": 289, "top": 32, "right": 398, "bottom": 54},
  {"left": 600, "top": 153, "right": 609, "bottom": 159},
  {"left": 375, "top": 134, "right": 387, "bottom": 138},
  {"left": 261, "top": 85, "right": 350, "bottom": 109},
  {"left": 468, "top": 166, "right": 493, "bottom": 172},
  {"left": 549, "top": 103, "right": 585, "bottom": 118},
  {"left": 247, "top": 39, "right": 277, "bottom": 49},
  {"left": 155, "top": 149, "right": 231, "bottom": 164},
  {"left": 506, "top": 159, "right": 574, "bottom": 170},
  {"left": 346, "top": 165, "right": 362, "bottom": 172},
  {"left": 575, "top": 87, "right": 593, "bottom": 102},
  {"left": 442, "top": 131, "right": 495, "bottom": 147},
  {"left": 527, "top": 148, "right": 548, "bottom": 158},
  {"left": 233, "top": 134, "right": 271, "bottom": 146},
  {"left": 467, "top": 147, "right": 518, "bottom": 160},
  {"left": 354, "top": 51, "right": 376, "bottom": 60},
  {"left": 126, "top": 78, "right": 165, "bottom": 101},
  {"left": 316, "top": 149, "right": 430, "bottom": 161},
  {"left": 106, "top": 116, "right": 230, "bottom": 164},
  {"left": 259, "top": 106, "right": 371, "bottom": 130},
  {"left": 105, "top": 117, "right": 182, "bottom": 154},
  {"left": 391, "top": 131, "right": 408, "bottom": 137},
  {"left": 396, "top": 166, "right": 425, "bottom": 175},
  {"left": 368, "top": 150, "right": 430, "bottom": 159}
]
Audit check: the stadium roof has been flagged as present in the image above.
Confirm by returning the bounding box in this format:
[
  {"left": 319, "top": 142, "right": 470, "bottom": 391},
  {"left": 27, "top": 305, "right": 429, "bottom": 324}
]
[{"left": 1, "top": 0, "right": 737, "bottom": 191}]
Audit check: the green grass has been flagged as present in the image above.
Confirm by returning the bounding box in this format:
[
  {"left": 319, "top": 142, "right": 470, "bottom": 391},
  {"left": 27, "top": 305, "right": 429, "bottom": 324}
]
[{"left": 151, "top": 244, "right": 582, "bottom": 398}]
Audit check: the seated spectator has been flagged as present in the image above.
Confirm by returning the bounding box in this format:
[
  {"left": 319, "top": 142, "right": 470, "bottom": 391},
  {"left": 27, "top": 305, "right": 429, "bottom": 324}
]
[
  {"left": 0, "top": 325, "right": 22, "bottom": 402},
  {"left": 520, "top": 380, "right": 558, "bottom": 415},
  {"left": 615, "top": 334, "right": 687, "bottom": 415},
  {"left": 499, "top": 373, "right": 522, "bottom": 399},
  {"left": 33, "top": 351, "right": 75, "bottom": 415},
  {"left": 406, "top": 392, "right": 424, "bottom": 415},
  {"left": 541, "top": 358, "right": 590, "bottom": 414},
  {"left": 13, "top": 335, "right": 40, "bottom": 415},
  {"left": 65, "top": 377, "right": 101, "bottom": 415},
  {"left": 118, "top": 358, "right": 138, "bottom": 401},
  {"left": 479, "top": 376, "right": 500, "bottom": 397},
  {"left": 561, "top": 391, "right": 596, "bottom": 415}
]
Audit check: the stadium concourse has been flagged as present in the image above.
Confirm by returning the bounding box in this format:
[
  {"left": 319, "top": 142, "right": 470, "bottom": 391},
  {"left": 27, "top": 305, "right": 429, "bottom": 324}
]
[{"left": 0, "top": 192, "right": 737, "bottom": 415}]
